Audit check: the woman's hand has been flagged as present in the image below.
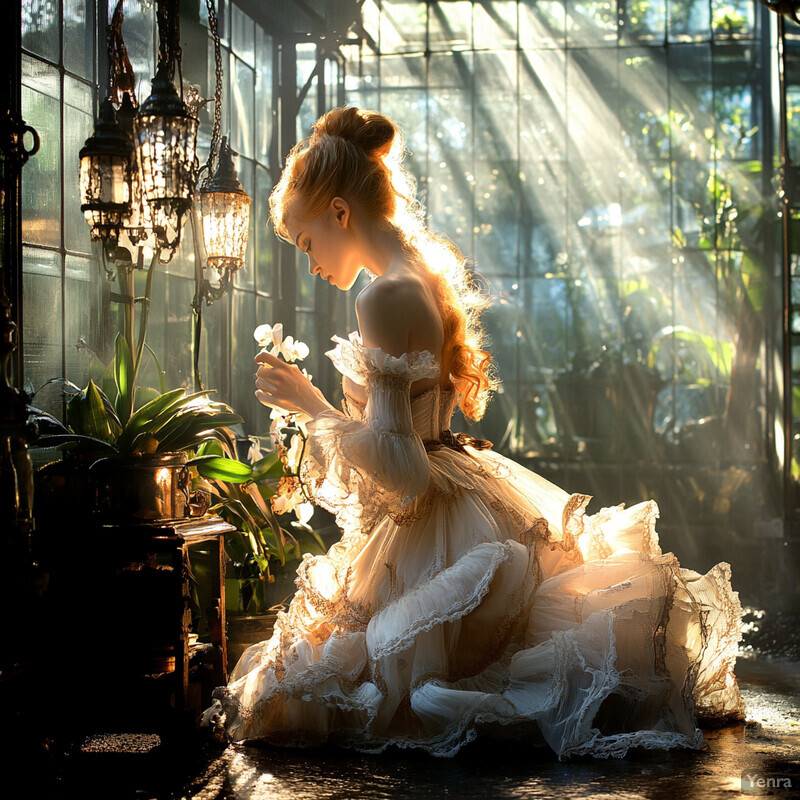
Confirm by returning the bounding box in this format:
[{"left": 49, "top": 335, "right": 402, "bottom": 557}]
[{"left": 254, "top": 350, "right": 334, "bottom": 418}]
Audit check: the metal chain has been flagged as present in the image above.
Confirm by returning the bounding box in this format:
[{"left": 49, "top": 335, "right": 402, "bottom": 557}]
[
  {"left": 204, "top": 0, "right": 224, "bottom": 184},
  {"left": 107, "top": 0, "right": 137, "bottom": 106},
  {"left": 156, "top": 0, "right": 182, "bottom": 84}
]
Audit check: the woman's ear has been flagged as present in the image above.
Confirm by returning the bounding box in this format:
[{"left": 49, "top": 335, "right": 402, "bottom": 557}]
[{"left": 330, "top": 196, "right": 350, "bottom": 228}]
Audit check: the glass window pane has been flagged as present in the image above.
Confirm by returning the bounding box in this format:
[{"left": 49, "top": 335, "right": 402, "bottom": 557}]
[
  {"left": 231, "top": 288, "right": 259, "bottom": 431},
  {"left": 118, "top": 2, "right": 156, "bottom": 104},
  {"left": 520, "top": 49, "right": 567, "bottom": 163},
  {"left": 379, "top": 89, "right": 427, "bottom": 171},
  {"left": 296, "top": 312, "right": 319, "bottom": 385},
  {"left": 520, "top": 0, "right": 566, "bottom": 50},
  {"left": 64, "top": 254, "right": 102, "bottom": 387},
  {"left": 429, "top": 1, "right": 472, "bottom": 52},
  {"left": 231, "top": 56, "right": 254, "bottom": 160},
  {"left": 668, "top": 0, "right": 711, "bottom": 41},
  {"left": 22, "top": 56, "right": 61, "bottom": 249},
  {"left": 362, "top": 0, "right": 380, "bottom": 46},
  {"left": 567, "top": 1, "right": 619, "bottom": 47},
  {"left": 22, "top": 0, "right": 59, "bottom": 63},
  {"left": 254, "top": 163, "right": 274, "bottom": 296},
  {"left": 380, "top": 0, "right": 426, "bottom": 54},
  {"left": 296, "top": 43, "right": 318, "bottom": 141},
  {"left": 23, "top": 247, "right": 63, "bottom": 416},
  {"left": 64, "top": 77, "right": 95, "bottom": 255},
  {"left": 231, "top": 3, "right": 255, "bottom": 66},
  {"left": 255, "top": 25, "right": 273, "bottom": 164},
  {"left": 711, "top": 0, "right": 754, "bottom": 39},
  {"left": 623, "top": 0, "right": 667, "bottom": 43},
  {"left": 64, "top": 0, "right": 95, "bottom": 79},
  {"left": 474, "top": 158, "right": 518, "bottom": 276},
  {"left": 475, "top": 51, "right": 517, "bottom": 160},
  {"left": 233, "top": 157, "right": 255, "bottom": 289},
  {"left": 296, "top": 249, "right": 316, "bottom": 311},
  {"left": 473, "top": 1, "right": 517, "bottom": 51}
]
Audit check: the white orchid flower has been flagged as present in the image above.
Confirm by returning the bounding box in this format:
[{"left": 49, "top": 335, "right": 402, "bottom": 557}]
[
  {"left": 273, "top": 490, "right": 303, "bottom": 515},
  {"left": 296, "top": 502, "right": 314, "bottom": 525},
  {"left": 269, "top": 414, "right": 282, "bottom": 443},
  {"left": 271, "top": 493, "right": 293, "bottom": 515},
  {"left": 280, "top": 335, "right": 310, "bottom": 363},
  {"left": 254, "top": 322, "right": 284, "bottom": 349},
  {"left": 246, "top": 438, "right": 262, "bottom": 464},
  {"left": 285, "top": 434, "right": 304, "bottom": 472}
]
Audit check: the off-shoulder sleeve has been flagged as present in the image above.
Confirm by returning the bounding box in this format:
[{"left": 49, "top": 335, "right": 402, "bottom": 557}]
[{"left": 301, "top": 333, "right": 440, "bottom": 531}]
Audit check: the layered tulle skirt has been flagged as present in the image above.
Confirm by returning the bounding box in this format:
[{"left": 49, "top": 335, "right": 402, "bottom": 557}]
[{"left": 208, "top": 445, "right": 744, "bottom": 759}]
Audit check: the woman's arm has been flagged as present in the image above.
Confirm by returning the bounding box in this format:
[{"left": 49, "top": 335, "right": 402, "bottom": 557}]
[{"left": 254, "top": 350, "right": 336, "bottom": 418}]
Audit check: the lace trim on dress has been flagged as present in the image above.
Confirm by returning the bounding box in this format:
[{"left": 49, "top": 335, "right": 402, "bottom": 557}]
[
  {"left": 367, "top": 541, "right": 521, "bottom": 662},
  {"left": 326, "top": 331, "right": 441, "bottom": 386}
]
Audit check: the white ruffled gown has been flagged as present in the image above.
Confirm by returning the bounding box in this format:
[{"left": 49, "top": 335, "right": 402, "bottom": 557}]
[{"left": 208, "top": 333, "right": 745, "bottom": 759}]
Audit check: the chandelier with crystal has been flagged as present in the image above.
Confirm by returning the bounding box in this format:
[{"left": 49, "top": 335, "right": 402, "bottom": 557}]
[
  {"left": 79, "top": 0, "right": 199, "bottom": 267},
  {"left": 192, "top": 0, "right": 251, "bottom": 306}
]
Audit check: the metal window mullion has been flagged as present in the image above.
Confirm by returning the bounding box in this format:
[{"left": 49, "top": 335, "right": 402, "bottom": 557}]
[
  {"left": 470, "top": 2, "right": 476, "bottom": 261},
  {"left": 515, "top": 2, "right": 522, "bottom": 455},
  {"left": 59, "top": 0, "right": 67, "bottom": 412},
  {"left": 666, "top": 41, "right": 678, "bottom": 451},
  {"left": 756, "top": 1, "right": 778, "bottom": 494}
]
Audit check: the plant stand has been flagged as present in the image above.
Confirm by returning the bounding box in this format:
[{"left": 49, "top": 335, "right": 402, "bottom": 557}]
[{"left": 45, "top": 515, "right": 233, "bottom": 749}]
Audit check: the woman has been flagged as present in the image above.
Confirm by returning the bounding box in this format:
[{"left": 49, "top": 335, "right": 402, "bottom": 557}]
[{"left": 206, "top": 106, "right": 745, "bottom": 758}]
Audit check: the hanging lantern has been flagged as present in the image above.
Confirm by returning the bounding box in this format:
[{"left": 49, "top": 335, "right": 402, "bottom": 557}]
[
  {"left": 79, "top": 98, "right": 134, "bottom": 250},
  {"left": 112, "top": 93, "right": 160, "bottom": 264},
  {"left": 134, "top": 63, "right": 198, "bottom": 256},
  {"left": 198, "top": 136, "right": 251, "bottom": 275}
]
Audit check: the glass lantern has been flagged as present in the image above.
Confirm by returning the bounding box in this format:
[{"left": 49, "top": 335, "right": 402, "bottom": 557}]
[
  {"left": 134, "top": 63, "right": 198, "bottom": 255},
  {"left": 79, "top": 98, "right": 134, "bottom": 249},
  {"left": 198, "top": 136, "right": 251, "bottom": 275}
]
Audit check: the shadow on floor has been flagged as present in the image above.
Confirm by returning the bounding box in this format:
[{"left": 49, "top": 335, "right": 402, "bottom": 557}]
[{"left": 176, "top": 656, "right": 799, "bottom": 800}]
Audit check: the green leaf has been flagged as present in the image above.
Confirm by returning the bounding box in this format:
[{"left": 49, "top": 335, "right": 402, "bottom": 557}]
[
  {"left": 257, "top": 482, "right": 277, "bottom": 500},
  {"left": 155, "top": 412, "right": 243, "bottom": 453},
  {"left": 197, "top": 440, "right": 225, "bottom": 458},
  {"left": 134, "top": 385, "right": 161, "bottom": 412},
  {"left": 252, "top": 450, "right": 285, "bottom": 481},
  {"left": 32, "top": 434, "right": 117, "bottom": 453},
  {"left": 116, "top": 387, "right": 186, "bottom": 452},
  {"left": 144, "top": 342, "right": 167, "bottom": 394},
  {"left": 100, "top": 357, "right": 117, "bottom": 404},
  {"left": 114, "top": 333, "right": 135, "bottom": 424},
  {"left": 85, "top": 379, "right": 116, "bottom": 443},
  {"left": 191, "top": 456, "right": 253, "bottom": 483}
]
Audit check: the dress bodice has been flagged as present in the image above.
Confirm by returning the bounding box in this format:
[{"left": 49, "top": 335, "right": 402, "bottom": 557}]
[{"left": 344, "top": 384, "right": 458, "bottom": 442}]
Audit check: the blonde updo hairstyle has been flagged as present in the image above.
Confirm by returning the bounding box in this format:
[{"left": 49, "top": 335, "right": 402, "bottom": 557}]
[{"left": 269, "top": 106, "right": 497, "bottom": 421}]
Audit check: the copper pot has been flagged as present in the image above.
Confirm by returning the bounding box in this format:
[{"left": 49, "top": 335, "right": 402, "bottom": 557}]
[{"left": 91, "top": 452, "right": 191, "bottom": 522}]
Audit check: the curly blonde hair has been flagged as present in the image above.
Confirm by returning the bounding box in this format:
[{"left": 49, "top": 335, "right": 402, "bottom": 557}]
[{"left": 269, "top": 106, "right": 497, "bottom": 421}]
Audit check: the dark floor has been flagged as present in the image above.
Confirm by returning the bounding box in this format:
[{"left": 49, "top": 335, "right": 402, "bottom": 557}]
[
  {"left": 176, "top": 655, "right": 799, "bottom": 800},
  {"left": 34, "top": 613, "right": 800, "bottom": 800}
]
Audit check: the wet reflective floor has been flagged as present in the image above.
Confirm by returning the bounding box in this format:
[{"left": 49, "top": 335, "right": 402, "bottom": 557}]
[{"left": 180, "top": 655, "right": 800, "bottom": 800}]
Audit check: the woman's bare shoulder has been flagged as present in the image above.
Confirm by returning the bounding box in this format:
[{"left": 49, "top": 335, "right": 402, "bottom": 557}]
[{"left": 355, "top": 271, "right": 443, "bottom": 358}]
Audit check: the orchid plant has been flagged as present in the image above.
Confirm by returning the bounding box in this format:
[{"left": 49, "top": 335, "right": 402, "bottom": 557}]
[{"left": 188, "top": 324, "right": 321, "bottom": 611}]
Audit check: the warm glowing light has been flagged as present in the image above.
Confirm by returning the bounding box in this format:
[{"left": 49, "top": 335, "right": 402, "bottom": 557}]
[
  {"left": 200, "top": 190, "right": 251, "bottom": 271},
  {"left": 133, "top": 64, "right": 198, "bottom": 260},
  {"left": 79, "top": 98, "right": 134, "bottom": 248},
  {"left": 198, "top": 136, "right": 251, "bottom": 284}
]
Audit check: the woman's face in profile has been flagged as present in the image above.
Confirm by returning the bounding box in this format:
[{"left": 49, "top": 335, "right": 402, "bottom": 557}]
[{"left": 285, "top": 199, "right": 362, "bottom": 291}]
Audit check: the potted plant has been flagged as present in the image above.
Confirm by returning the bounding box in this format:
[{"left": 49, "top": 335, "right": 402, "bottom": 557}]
[
  {"left": 30, "top": 236, "right": 246, "bottom": 521},
  {"left": 185, "top": 323, "right": 327, "bottom": 668},
  {"left": 34, "top": 373, "right": 242, "bottom": 521}
]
